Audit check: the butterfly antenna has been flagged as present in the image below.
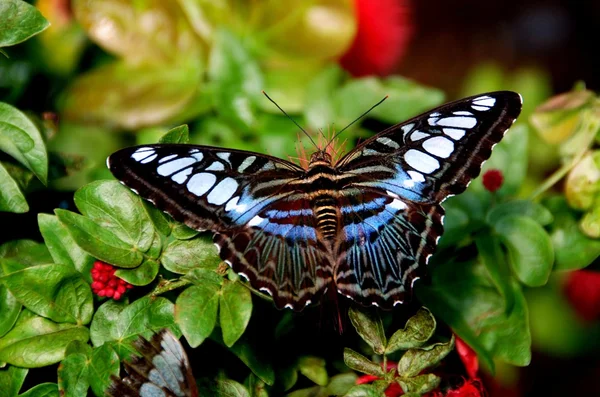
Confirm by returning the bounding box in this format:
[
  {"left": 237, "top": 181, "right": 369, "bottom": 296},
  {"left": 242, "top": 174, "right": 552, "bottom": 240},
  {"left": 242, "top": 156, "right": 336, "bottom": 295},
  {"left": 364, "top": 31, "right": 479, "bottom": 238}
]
[
  {"left": 262, "top": 91, "right": 318, "bottom": 148},
  {"left": 326, "top": 95, "right": 389, "bottom": 149}
]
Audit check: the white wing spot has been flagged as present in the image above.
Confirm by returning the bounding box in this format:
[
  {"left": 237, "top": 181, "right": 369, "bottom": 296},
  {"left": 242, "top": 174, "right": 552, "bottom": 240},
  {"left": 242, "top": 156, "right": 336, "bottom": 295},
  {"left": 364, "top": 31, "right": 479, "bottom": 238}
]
[
  {"left": 443, "top": 128, "right": 466, "bottom": 140},
  {"left": 217, "top": 153, "right": 231, "bottom": 164},
  {"left": 157, "top": 157, "right": 197, "bottom": 176},
  {"left": 191, "top": 152, "right": 204, "bottom": 161},
  {"left": 172, "top": 168, "right": 193, "bottom": 184},
  {"left": 471, "top": 105, "right": 489, "bottom": 111},
  {"left": 207, "top": 177, "right": 238, "bottom": 205},
  {"left": 453, "top": 111, "right": 472, "bottom": 116},
  {"left": 131, "top": 148, "right": 155, "bottom": 162},
  {"left": 408, "top": 170, "right": 425, "bottom": 182},
  {"left": 206, "top": 162, "right": 225, "bottom": 171},
  {"left": 410, "top": 131, "right": 429, "bottom": 141},
  {"left": 225, "top": 196, "right": 248, "bottom": 213},
  {"left": 248, "top": 215, "right": 266, "bottom": 227},
  {"left": 140, "top": 154, "right": 157, "bottom": 164},
  {"left": 158, "top": 154, "right": 177, "bottom": 164},
  {"left": 436, "top": 116, "right": 477, "bottom": 129},
  {"left": 404, "top": 149, "right": 440, "bottom": 174},
  {"left": 422, "top": 136, "right": 454, "bottom": 158},
  {"left": 187, "top": 173, "right": 216, "bottom": 196},
  {"left": 238, "top": 156, "right": 256, "bottom": 172},
  {"left": 388, "top": 199, "right": 407, "bottom": 210},
  {"left": 363, "top": 148, "right": 381, "bottom": 156},
  {"left": 376, "top": 137, "right": 399, "bottom": 149},
  {"left": 259, "top": 287, "right": 273, "bottom": 296},
  {"left": 473, "top": 96, "right": 496, "bottom": 107}
]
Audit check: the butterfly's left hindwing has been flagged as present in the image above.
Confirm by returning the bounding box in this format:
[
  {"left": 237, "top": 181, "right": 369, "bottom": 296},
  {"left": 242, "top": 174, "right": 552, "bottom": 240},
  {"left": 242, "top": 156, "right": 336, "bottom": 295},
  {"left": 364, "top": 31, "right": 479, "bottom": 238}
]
[{"left": 107, "top": 330, "right": 198, "bottom": 397}]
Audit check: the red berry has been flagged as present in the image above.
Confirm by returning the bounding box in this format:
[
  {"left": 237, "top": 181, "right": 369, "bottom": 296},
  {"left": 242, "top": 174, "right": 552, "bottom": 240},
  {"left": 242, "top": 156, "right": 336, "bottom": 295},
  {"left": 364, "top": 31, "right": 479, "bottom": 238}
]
[
  {"left": 482, "top": 169, "right": 504, "bottom": 192},
  {"left": 90, "top": 261, "right": 133, "bottom": 300}
]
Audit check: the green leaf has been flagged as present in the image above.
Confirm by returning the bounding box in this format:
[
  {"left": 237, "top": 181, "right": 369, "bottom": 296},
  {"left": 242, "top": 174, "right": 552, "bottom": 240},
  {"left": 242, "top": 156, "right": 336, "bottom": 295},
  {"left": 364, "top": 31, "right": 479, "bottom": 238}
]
[
  {"left": 74, "top": 181, "right": 154, "bottom": 252},
  {"left": 172, "top": 223, "right": 200, "bottom": 240},
  {"left": 486, "top": 200, "right": 553, "bottom": 226},
  {"left": 0, "top": 315, "right": 89, "bottom": 367},
  {"left": 216, "top": 379, "right": 250, "bottom": 397},
  {"left": 115, "top": 259, "right": 159, "bottom": 286},
  {"left": 220, "top": 280, "right": 252, "bottom": 347},
  {"left": 397, "top": 374, "right": 440, "bottom": 394},
  {"left": 343, "top": 384, "right": 385, "bottom": 397},
  {"left": 397, "top": 335, "right": 455, "bottom": 377},
  {"left": 476, "top": 234, "right": 515, "bottom": 313},
  {"left": 213, "top": 334, "right": 275, "bottom": 386},
  {"left": 159, "top": 125, "right": 190, "bottom": 144},
  {"left": 162, "top": 237, "right": 221, "bottom": 274},
  {"left": 208, "top": 30, "right": 263, "bottom": 130},
  {"left": 175, "top": 282, "right": 220, "bottom": 348},
  {"left": 418, "top": 260, "right": 531, "bottom": 367},
  {"left": 0, "top": 240, "right": 52, "bottom": 269},
  {"left": 0, "top": 102, "right": 48, "bottom": 184},
  {"left": 0, "top": 163, "right": 27, "bottom": 213},
  {"left": 38, "top": 214, "right": 95, "bottom": 279},
  {"left": 386, "top": 307, "right": 436, "bottom": 354},
  {"left": 545, "top": 196, "right": 600, "bottom": 270},
  {"left": 0, "top": 286, "right": 20, "bottom": 338},
  {"left": 89, "top": 297, "right": 176, "bottom": 357},
  {"left": 348, "top": 307, "right": 386, "bottom": 355},
  {"left": 297, "top": 356, "right": 328, "bottom": 386},
  {"left": 58, "top": 353, "right": 89, "bottom": 397},
  {"left": 55, "top": 209, "right": 143, "bottom": 268},
  {"left": 323, "top": 373, "right": 358, "bottom": 396},
  {"left": 88, "top": 344, "right": 120, "bottom": 397},
  {"left": 18, "top": 383, "right": 58, "bottom": 397},
  {"left": 0, "top": 365, "right": 27, "bottom": 397},
  {"left": 494, "top": 215, "right": 554, "bottom": 287},
  {"left": 343, "top": 348, "right": 384, "bottom": 377},
  {"left": 1, "top": 263, "right": 93, "bottom": 324},
  {"left": 0, "top": 0, "right": 49, "bottom": 47},
  {"left": 143, "top": 202, "right": 171, "bottom": 237},
  {"left": 62, "top": 60, "right": 203, "bottom": 129},
  {"left": 333, "top": 77, "right": 445, "bottom": 127}
]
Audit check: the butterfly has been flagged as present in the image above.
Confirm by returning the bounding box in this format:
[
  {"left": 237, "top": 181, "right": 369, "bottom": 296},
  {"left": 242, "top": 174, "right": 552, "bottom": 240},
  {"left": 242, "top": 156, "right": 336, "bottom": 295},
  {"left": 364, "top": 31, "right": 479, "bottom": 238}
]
[
  {"left": 106, "top": 330, "right": 198, "bottom": 397},
  {"left": 108, "top": 91, "right": 522, "bottom": 311}
]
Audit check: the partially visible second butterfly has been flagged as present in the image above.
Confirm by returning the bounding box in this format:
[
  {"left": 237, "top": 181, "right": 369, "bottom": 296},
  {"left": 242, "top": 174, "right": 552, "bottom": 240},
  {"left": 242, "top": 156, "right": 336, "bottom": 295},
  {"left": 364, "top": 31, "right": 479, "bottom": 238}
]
[
  {"left": 107, "top": 330, "right": 198, "bottom": 397},
  {"left": 108, "top": 91, "right": 522, "bottom": 310}
]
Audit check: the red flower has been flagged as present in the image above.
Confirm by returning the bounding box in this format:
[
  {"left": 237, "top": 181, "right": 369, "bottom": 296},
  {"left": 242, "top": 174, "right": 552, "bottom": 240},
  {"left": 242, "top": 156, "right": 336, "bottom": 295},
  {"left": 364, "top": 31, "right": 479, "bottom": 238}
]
[
  {"left": 91, "top": 261, "right": 133, "bottom": 300},
  {"left": 455, "top": 337, "right": 479, "bottom": 379},
  {"left": 339, "top": 0, "right": 413, "bottom": 77},
  {"left": 563, "top": 269, "right": 600, "bottom": 323},
  {"left": 482, "top": 169, "right": 504, "bottom": 193}
]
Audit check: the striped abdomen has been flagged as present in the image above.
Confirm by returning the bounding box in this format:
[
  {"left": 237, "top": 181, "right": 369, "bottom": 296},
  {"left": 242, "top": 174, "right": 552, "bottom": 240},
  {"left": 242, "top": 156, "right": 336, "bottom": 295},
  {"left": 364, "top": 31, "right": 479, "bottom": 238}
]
[{"left": 313, "top": 195, "right": 338, "bottom": 240}]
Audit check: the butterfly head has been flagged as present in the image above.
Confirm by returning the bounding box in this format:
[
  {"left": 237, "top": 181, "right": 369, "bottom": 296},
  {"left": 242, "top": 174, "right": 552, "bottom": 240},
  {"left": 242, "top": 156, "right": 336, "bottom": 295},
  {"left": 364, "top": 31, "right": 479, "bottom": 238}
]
[{"left": 309, "top": 150, "right": 333, "bottom": 166}]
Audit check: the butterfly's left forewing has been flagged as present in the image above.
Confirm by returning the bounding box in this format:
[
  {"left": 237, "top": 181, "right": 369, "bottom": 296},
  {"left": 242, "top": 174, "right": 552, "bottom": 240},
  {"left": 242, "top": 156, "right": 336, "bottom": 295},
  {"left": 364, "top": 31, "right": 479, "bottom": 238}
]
[{"left": 334, "top": 91, "right": 522, "bottom": 307}]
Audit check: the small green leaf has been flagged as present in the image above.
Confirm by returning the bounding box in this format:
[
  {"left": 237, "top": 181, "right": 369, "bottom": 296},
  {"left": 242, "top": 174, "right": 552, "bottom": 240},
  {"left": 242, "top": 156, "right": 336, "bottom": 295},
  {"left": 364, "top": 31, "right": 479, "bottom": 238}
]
[
  {"left": 494, "top": 215, "right": 554, "bottom": 287},
  {"left": 175, "top": 283, "right": 220, "bottom": 348},
  {"left": 208, "top": 30, "right": 263, "bottom": 130},
  {"left": 486, "top": 200, "right": 553, "bottom": 226},
  {"left": 55, "top": 209, "right": 143, "bottom": 268},
  {"left": 343, "top": 348, "right": 384, "bottom": 377},
  {"left": 143, "top": 202, "right": 171, "bottom": 237},
  {"left": 0, "top": 102, "right": 48, "bottom": 184},
  {"left": 162, "top": 237, "right": 221, "bottom": 274},
  {"left": 545, "top": 196, "right": 600, "bottom": 270},
  {"left": 476, "top": 234, "right": 515, "bottom": 313},
  {"left": 0, "top": 286, "right": 20, "bottom": 338},
  {"left": 88, "top": 344, "right": 120, "bottom": 397},
  {"left": 159, "top": 125, "right": 190, "bottom": 144},
  {"left": 0, "top": 162, "right": 27, "bottom": 213},
  {"left": 89, "top": 297, "right": 176, "bottom": 357},
  {"left": 343, "top": 384, "right": 385, "bottom": 397},
  {"left": 386, "top": 307, "right": 436, "bottom": 354},
  {"left": 0, "top": 315, "right": 89, "bottom": 367},
  {"left": 38, "top": 214, "right": 95, "bottom": 279},
  {"left": 18, "top": 383, "right": 58, "bottom": 397},
  {"left": 0, "top": 240, "right": 51, "bottom": 266},
  {"left": 58, "top": 353, "right": 89, "bottom": 397},
  {"left": 348, "top": 307, "right": 386, "bottom": 354},
  {"left": 0, "top": 0, "right": 49, "bottom": 47},
  {"left": 0, "top": 365, "right": 27, "bottom": 397},
  {"left": 397, "top": 335, "right": 455, "bottom": 378},
  {"left": 1, "top": 263, "right": 93, "bottom": 324},
  {"left": 172, "top": 223, "right": 200, "bottom": 240},
  {"left": 74, "top": 181, "right": 154, "bottom": 252},
  {"left": 220, "top": 280, "right": 252, "bottom": 347},
  {"left": 297, "top": 356, "right": 328, "bottom": 386},
  {"left": 397, "top": 374, "right": 440, "bottom": 394},
  {"left": 115, "top": 259, "right": 159, "bottom": 286},
  {"left": 216, "top": 379, "right": 250, "bottom": 397}
]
